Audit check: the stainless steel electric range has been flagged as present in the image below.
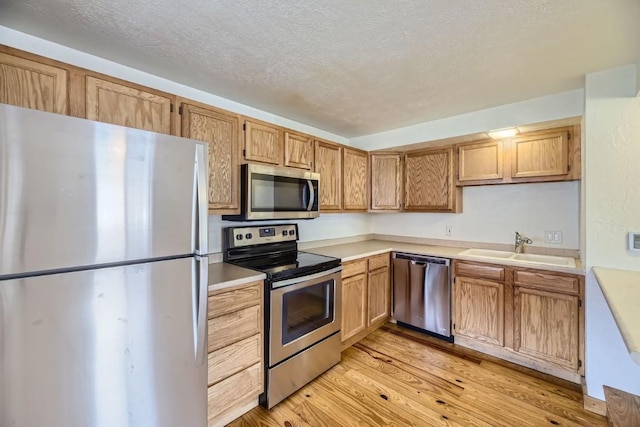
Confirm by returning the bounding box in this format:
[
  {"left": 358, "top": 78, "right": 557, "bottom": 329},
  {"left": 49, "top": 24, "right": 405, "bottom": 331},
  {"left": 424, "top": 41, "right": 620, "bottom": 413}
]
[{"left": 223, "top": 224, "right": 342, "bottom": 409}]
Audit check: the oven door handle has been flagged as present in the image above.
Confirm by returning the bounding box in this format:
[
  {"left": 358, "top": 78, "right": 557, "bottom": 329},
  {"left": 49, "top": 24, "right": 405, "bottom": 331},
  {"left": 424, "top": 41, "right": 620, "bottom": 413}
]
[{"left": 272, "top": 266, "right": 342, "bottom": 289}]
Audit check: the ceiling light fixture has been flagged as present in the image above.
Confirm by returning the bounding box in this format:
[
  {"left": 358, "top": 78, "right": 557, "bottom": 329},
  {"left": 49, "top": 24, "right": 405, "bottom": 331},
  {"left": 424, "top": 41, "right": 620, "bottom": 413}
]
[{"left": 487, "top": 128, "right": 519, "bottom": 139}]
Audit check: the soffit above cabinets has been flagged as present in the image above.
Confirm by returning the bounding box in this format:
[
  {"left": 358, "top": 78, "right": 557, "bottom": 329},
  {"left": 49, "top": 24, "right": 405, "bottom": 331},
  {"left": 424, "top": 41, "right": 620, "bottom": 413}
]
[{"left": 0, "top": 1, "right": 638, "bottom": 137}]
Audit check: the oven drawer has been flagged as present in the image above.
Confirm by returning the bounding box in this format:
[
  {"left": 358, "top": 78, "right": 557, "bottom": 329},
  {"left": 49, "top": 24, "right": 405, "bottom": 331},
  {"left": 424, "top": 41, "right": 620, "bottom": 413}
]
[
  {"left": 208, "top": 305, "right": 261, "bottom": 352},
  {"left": 207, "top": 363, "right": 262, "bottom": 422},
  {"left": 208, "top": 283, "right": 262, "bottom": 319},
  {"left": 208, "top": 334, "right": 261, "bottom": 386}
]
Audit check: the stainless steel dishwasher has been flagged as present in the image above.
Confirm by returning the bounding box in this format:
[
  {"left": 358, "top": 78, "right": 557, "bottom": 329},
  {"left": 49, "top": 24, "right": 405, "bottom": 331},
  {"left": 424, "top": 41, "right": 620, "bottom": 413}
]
[{"left": 392, "top": 252, "right": 452, "bottom": 341}]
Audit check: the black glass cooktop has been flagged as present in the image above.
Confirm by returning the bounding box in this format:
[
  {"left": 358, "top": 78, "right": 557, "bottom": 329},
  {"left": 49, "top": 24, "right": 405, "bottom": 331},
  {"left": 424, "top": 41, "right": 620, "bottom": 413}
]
[{"left": 229, "top": 251, "right": 341, "bottom": 282}]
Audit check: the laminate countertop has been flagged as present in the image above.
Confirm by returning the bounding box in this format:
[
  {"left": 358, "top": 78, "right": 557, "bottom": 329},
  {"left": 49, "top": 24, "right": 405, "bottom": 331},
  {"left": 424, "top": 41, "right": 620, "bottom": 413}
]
[
  {"left": 306, "top": 239, "right": 584, "bottom": 275},
  {"left": 593, "top": 267, "right": 640, "bottom": 365},
  {"left": 207, "top": 262, "right": 265, "bottom": 292}
]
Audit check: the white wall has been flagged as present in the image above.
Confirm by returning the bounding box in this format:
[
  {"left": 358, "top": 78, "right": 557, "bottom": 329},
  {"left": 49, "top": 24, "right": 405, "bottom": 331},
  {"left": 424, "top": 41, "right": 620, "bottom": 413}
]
[
  {"left": 0, "top": 26, "right": 349, "bottom": 145},
  {"left": 207, "top": 214, "right": 372, "bottom": 253},
  {"left": 584, "top": 64, "right": 640, "bottom": 399},
  {"left": 350, "top": 89, "right": 584, "bottom": 151},
  {"left": 372, "top": 182, "right": 579, "bottom": 248}
]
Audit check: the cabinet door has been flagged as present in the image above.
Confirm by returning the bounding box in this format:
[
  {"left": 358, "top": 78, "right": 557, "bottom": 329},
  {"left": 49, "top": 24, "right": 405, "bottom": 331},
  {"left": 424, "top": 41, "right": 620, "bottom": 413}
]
[
  {"left": 341, "top": 273, "right": 367, "bottom": 342},
  {"left": 343, "top": 148, "right": 368, "bottom": 211},
  {"left": 0, "top": 51, "right": 68, "bottom": 114},
  {"left": 511, "top": 130, "right": 569, "bottom": 179},
  {"left": 284, "top": 131, "right": 313, "bottom": 169},
  {"left": 453, "top": 277, "right": 504, "bottom": 346},
  {"left": 244, "top": 119, "right": 281, "bottom": 165},
  {"left": 85, "top": 76, "right": 173, "bottom": 134},
  {"left": 181, "top": 103, "right": 240, "bottom": 213},
  {"left": 514, "top": 287, "right": 579, "bottom": 369},
  {"left": 457, "top": 140, "right": 504, "bottom": 183},
  {"left": 370, "top": 153, "right": 402, "bottom": 210},
  {"left": 404, "top": 147, "right": 459, "bottom": 212},
  {"left": 314, "top": 141, "right": 343, "bottom": 211},
  {"left": 368, "top": 267, "right": 390, "bottom": 325}
]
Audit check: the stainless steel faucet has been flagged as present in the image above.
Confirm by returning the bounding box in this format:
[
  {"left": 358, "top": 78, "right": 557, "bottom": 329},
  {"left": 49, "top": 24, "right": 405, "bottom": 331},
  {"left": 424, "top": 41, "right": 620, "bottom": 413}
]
[{"left": 515, "top": 232, "right": 533, "bottom": 253}]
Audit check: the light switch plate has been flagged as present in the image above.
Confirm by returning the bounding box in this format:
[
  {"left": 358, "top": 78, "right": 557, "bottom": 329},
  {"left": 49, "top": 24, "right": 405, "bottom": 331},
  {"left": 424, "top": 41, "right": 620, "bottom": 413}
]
[
  {"left": 629, "top": 232, "right": 640, "bottom": 252},
  {"left": 545, "top": 230, "right": 562, "bottom": 244}
]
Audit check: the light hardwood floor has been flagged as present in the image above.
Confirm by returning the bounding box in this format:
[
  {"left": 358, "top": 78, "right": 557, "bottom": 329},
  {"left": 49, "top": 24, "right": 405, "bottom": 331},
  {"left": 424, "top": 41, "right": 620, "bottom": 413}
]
[{"left": 228, "top": 325, "right": 606, "bottom": 426}]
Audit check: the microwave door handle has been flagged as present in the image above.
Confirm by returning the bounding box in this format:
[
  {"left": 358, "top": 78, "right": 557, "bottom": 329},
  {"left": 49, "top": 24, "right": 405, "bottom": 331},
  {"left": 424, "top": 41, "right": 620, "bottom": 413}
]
[{"left": 306, "top": 180, "right": 315, "bottom": 211}]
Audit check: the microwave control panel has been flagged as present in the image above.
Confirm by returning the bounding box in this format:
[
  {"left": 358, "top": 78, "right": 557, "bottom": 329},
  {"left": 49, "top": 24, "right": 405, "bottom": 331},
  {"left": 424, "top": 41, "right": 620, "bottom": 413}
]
[{"left": 225, "top": 224, "right": 298, "bottom": 248}]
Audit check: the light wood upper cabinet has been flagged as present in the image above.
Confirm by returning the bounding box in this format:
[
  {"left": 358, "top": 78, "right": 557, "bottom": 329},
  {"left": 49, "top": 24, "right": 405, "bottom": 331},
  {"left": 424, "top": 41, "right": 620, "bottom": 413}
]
[
  {"left": 180, "top": 102, "right": 240, "bottom": 213},
  {"left": 284, "top": 131, "right": 313, "bottom": 170},
  {"left": 511, "top": 129, "right": 570, "bottom": 179},
  {"left": 341, "top": 273, "right": 367, "bottom": 342},
  {"left": 85, "top": 76, "right": 173, "bottom": 134},
  {"left": 0, "top": 51, "right": 68, "bottom": 114},
  {"left": 404, "top": 147, "right": 460, "bottom": 212},
  {"left": 370, "top": 153, "right": 403, "bottom": 211},
  {"left": 453, "top": 276, "right": 505, "bottom": 347},
  {"left": 315, "top": 140, "right": 343, "bottom": 211},
  {"left": 243, "top": 119, "right": 281, "bottom": 165},
  {"left": 343, "top": 148, "right": 369, "bottom": 211},
  {"left": 514, "top": 287, "right": 579, "bottom": 369},
  {"left": 457, "top": 140, "right": 504, "bottom": 183}
]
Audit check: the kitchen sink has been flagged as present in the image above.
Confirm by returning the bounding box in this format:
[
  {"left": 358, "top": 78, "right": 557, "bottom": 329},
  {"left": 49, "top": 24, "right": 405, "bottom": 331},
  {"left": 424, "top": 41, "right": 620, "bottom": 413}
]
[{"left": 460, "top": 248, "right": 576, "bottom": 268}]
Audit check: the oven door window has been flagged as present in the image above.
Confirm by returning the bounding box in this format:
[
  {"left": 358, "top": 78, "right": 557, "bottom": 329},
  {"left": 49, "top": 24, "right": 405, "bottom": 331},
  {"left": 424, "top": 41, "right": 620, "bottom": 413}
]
[{"left": 281, "top": 278, "right": 334, "bottom": 344}]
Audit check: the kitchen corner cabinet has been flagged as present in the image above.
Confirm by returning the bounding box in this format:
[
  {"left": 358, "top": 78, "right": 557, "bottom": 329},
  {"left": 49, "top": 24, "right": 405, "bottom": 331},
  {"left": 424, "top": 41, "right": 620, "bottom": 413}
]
[
  {"left": 314, "top": 140, "right": 343, "bottom": 212},
  {"left": 341, "top": 254, "right": 391, "bottom": 349},
  {"left": 453, "top": 260, "right": 584, "bottom": 382},
  {"left": 456, "top": 126, "right": 580, "bottom": 186},
  {"left": 284, "top": 131, "right": 314, "bottom": 170},
  {"left": 0, "top": 50, "right": 69, "bottom": 115},
  {"left": 207, "top": 281, "right": 263, "bottom": 427},
  {"left": 84, "top": 76, "right": 174, "bottom": 134},
  {"left": 370, "top": 153, "right": 403, "bottom": 211},
  {"left": 404, "top": 147, "right": 461, "bottom": 212},
  {"left": 342, "top": 147, "right": 369, "bottom": 211},
  {"left": 243, "top": 119, "right": 282, "bottom": 165},
  {"left": 180, "top": 102, "right": 240, "bottom": 214}
]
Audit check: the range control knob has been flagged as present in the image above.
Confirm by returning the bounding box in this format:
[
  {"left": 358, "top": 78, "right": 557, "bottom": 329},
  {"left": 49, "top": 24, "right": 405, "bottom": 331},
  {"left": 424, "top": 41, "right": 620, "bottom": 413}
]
[
  {"left": 282, "top": 230, "right": 288, "bottom": 236},
  {"left": 245, "top": 233, "right": 253, "bottom": 239},
  {"left": 235, "top": 234, "right": 243, "bottom": 240},
  {"left": 289, "top": 229, "right": 295, "bottom": 236}
]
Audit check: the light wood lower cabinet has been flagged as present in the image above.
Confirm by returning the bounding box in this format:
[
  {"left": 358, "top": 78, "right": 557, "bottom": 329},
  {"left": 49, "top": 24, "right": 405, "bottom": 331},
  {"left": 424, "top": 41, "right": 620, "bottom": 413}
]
[
  {"left": 341, "top": 254, "right": 391, "bottom": 349},
  {"left": 453, "top": 260, "right": 584, "bottom": 382},
  {"left": 453, "top": 276, "right": 504, "bottom": 347},
  {"left": 207, "top": 281, "right": 263, "bottom": 427}
]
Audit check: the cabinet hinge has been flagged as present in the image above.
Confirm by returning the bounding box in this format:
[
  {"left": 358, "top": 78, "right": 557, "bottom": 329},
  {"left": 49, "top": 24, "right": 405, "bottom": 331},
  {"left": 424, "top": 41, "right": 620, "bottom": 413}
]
[
  {"left": 578, "top": 359, "right": 582, "bottom": 368},
  {"left": 243, "top": 123, "right": 247, "bottom": 131},
  {"left": 242, "top": 149, "right": 246, "bottom": 157},
  {"left": 178, "top": 106, "right": 183, "bottom": 115},
  {"left": 578, "top": 299, "right": 582, "bottom": 307},
  {"left": 567, "top": 132, "right": 572, "bottom": 140},
  {"left": 453, "top": 323, "right": 456, "bottom": 331},
  {"left": 567, "top": 165, "right": 571, "bottom": 172},
  {"left": 170, "top": 103, "right": 174, "bottom": 113}
]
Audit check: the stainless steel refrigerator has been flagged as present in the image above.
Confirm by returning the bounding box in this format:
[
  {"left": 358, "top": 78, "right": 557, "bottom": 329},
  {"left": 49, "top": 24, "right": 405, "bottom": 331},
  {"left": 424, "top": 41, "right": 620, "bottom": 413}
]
[{"left": 0, "top": 104, "right": 209, "bottom": 427}]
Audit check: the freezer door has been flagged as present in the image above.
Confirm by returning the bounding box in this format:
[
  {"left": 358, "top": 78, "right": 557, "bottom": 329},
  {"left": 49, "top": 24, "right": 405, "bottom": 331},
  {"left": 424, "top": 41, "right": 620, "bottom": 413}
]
[
  {"left": 0, "top": 257, "right": 207, "bottom": 427},
  {"left": 0, "top": 104, "right": 208, "bottom": 277}
]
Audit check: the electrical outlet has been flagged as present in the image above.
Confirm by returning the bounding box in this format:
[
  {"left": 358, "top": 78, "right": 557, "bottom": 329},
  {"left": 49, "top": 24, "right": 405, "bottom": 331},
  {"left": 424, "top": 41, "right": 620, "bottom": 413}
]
[
  {"left": 446, "top": 225, "right": 453, "bottom": 237},
  {"left": 545, "top": 230, "right": 562, "bottom": 244}
]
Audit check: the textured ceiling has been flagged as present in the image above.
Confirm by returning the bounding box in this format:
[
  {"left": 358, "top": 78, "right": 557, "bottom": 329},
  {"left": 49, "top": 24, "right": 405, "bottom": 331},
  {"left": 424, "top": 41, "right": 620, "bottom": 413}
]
[{"left": 1, "top": 1, "right": 639, "bottom": 137}]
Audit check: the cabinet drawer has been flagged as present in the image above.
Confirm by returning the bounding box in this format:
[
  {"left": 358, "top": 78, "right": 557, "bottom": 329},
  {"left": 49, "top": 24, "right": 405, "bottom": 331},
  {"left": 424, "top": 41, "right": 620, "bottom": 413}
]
[
  {"left": 514, "top": 270, "right": 579, "bottom": 294},
  {"left": 455, "top": 261, "right": 505, "bottom": 281},
  {"left": 368, "top": 253, "right": 390, "bottom": 271},
  {"left": 208, "top": 305, "right": 261, "bottom": 352},
  {"left": 208, "top": 334, "right": 261, "bottom": 386},
  {"left": 208, "top": 283, "right": 261, "bottom": 319},
  {"left": 207, "top": 363, "right": 262, "bottom": 422},
  {"left": 342, "top": 259, "right": 367, "bottom": 278}
]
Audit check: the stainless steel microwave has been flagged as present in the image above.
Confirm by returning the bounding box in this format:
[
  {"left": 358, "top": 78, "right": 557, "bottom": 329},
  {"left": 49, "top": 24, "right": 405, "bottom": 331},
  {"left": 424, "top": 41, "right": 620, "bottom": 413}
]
[{"left": 223, "top": 164, "right": 320, "bottom": 221}]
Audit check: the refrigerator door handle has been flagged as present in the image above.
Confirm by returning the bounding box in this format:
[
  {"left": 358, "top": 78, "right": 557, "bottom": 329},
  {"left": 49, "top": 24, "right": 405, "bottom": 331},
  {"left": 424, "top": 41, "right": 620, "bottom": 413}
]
[
  {"left": 194, "top": 255, "right": 208, "bottom": 366},
  {"left": 195, "top": 143, "right": 209, "bottom": 255}
]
